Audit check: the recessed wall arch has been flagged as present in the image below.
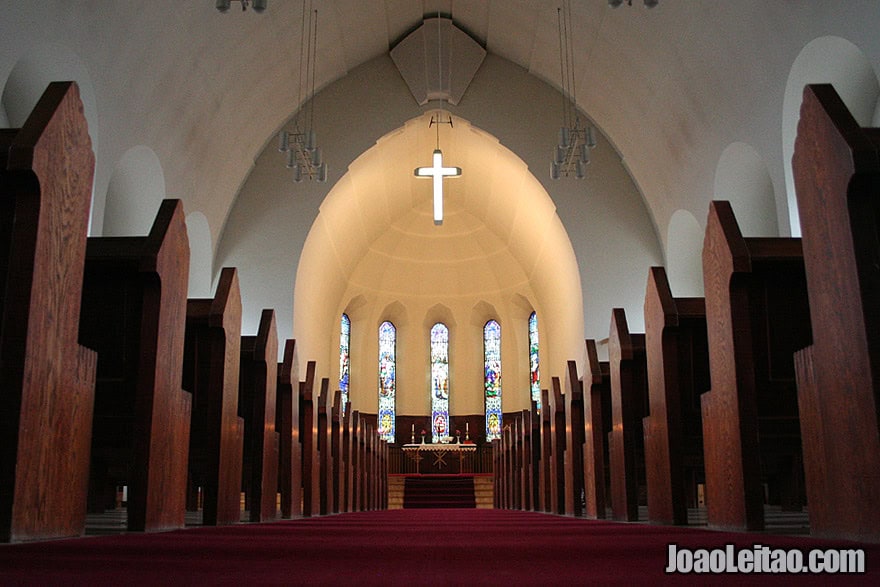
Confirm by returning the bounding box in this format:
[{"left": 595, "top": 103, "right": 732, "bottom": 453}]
[
  {"left": 666, "top": 209, "right": 704, "bottom": 297},
  {"left": 783, "top": 36, "right": 879, "bottom": 236},
  {"left": 714, "top": 142, "right": 777, "bottom": 237},
  {"left": 104, "top": 145, "right": 166, "bottom": 237},
  {"left": 185, "top": 211, "right": 213, "bottom": 298},
  {"left": 2, "top": 43, "right": 99, "bottom": 231}
]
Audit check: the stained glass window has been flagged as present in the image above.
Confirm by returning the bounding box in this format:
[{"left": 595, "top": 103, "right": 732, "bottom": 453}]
[
  {"left": 484, "top": 320, "right": 502, "bottom": 441},
  {"left": 430, "top": 323, "right": 450, "bottom": 443},
  {"left": 378, "top": 321, "right": 396, "bottom": 442},
  {"left": 529, "top": 311, "right": 541, "bottom": 411},
  {"left": 339, "top": 314, "right": 350, "bottom": 416}
]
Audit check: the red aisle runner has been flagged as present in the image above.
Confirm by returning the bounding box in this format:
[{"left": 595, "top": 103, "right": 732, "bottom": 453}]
[{"left": 0, "top": 509, "right": 877, "bottom": 586}]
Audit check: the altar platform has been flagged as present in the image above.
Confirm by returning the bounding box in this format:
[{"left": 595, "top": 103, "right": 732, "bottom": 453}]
[{"left": 401, "top": 443, "right": 477, "bottom": 475}]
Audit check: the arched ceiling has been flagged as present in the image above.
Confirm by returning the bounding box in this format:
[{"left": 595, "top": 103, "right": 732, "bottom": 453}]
[
  {"left": 3, "top": 1, "right": 879, "bottom": 251},
  {"left": 292, "top": 113, "right": 583, "bottom": 375}
]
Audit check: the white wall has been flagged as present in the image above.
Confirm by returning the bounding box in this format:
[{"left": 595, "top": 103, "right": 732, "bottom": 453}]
[{"left": 216, "top": 54, "right": 663, "bottom": 417}]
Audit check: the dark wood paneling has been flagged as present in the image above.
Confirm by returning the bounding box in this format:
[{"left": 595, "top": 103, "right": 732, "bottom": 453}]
[
  {"left": 701, "top": 201, "right": 810, "bottom": 532},
  {"left": 239, "top": 309, "right": 279, "bottom": 522},
  {"left": 276, "top": 339, "right": 301, "bottom": 518},
  {"left": 643, "top": 266, "right": 709, "bottom": 525},
  {"left": 80, "top": 199, "right": 192, "bottom": 532},
  {"left": 793, "top": 84, "right": 880, "bottom": 542},
  {"left": 0, "top": 82, "right": 97, "bottom": 542},
  {"left": 608, "top": 308, "right": 648, "bottom": 522},
  {"left": 564, "top": 361, "right": 585, "bottom": 517},
  {"left": 582, "top": 340, "right": 609, "bottom": 519},
  {"left": 299, "top": 361, "right": 319, "bottom": 516},
  {"left": 183, "top": 267, "right": 244, "bottom": 525}
]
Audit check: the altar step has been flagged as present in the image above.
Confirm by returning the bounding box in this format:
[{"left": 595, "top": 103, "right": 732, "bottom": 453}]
[
  {"left": 404, "top": 476, "right": 476, "bottom": 509},
  {"left": 390, "top": 475, "right": 494, "bottom": 509}
]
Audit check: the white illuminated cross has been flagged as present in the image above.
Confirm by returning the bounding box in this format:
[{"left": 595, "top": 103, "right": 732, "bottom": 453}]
[{"left": 414, "top": 149, "right": 461, "bottom": 225}]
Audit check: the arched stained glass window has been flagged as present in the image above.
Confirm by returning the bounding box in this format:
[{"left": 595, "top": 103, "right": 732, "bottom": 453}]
[
  {"left": 529, "top": 311, "right": 541, "bottom": 411},
  {"left": 378, "top": 321, "right": 396, "bottom": 442},
  {"left": 339, "top": 314, "right": 350, "bottom": 416},
  {"left": 484, "top": 320, "right": 502, "bottom": 440},
  {"left": 430, "top": 323, "right": 450, "bottom": 443}
]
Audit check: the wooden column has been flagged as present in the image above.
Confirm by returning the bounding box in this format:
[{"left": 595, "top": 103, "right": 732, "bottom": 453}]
[
  {"left": 564, "top": 361, "right": 585, "bottom": 517},
  {"left": 608, "top": 308, "right": 648, "bottom": 522},
  {"left": 183, "top": 267, "right": 244, "bottom": 525},
  {"left": 0, "top": 82, "right": 97, "bottom": 542},
  {"left": 643, "top": 266, "right": 709, "bottom": 525},
  {"left": 701, "top": 201, "right": 810, "bottom": 531},
  {"left": 276, "top": 339, "right": 301, "bottom": 518},
  {"left": 792, "top": 84, "right": 880, "bottom": 542},
  {"left": 582, "top": 340, "right": 610, "bottom": 519},
  {"left": 80, "top": 199, "right": 192, "bottom": 532}
]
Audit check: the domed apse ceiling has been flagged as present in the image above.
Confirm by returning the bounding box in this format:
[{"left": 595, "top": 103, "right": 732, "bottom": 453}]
[{"left": 293, "top": 112, "right": 584, "bottom": 412}]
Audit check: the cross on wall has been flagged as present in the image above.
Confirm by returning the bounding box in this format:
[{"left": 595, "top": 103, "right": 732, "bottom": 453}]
[{"left": 414, "top": 149, "right": 461, "bottom": 225}]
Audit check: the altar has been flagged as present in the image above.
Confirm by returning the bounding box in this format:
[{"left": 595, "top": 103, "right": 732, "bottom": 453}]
[{"left": 401, "top": 443, "right": 477, "bottom": 475}]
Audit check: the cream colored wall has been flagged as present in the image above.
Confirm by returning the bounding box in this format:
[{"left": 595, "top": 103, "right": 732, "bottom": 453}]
[{"left": 217, "top": 54, "right": 663, "bottom": 418}]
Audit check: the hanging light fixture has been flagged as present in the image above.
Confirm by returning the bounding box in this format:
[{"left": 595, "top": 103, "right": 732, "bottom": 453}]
[
  {"left": 413, "top": 12, "right": 461, "bottom": 225},
  {"left": 551, "top": 1, "right": 596, "bottom": 180},
  {"left": 609, "top": 0, "right": 659, "bottom": 7},
  {"left": 216, "top": 0, "right": 267, "bottom": 12},
  {"left": 277, "top": 0, "right": 327, "bottom": 183}
]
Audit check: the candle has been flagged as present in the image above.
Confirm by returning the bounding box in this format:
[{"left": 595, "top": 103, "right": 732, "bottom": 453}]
[{"left": 466, "top": 422, "right": 469, "bottom": 433}]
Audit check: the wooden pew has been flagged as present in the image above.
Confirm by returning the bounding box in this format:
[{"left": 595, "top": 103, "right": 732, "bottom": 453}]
[
  {"left": 503, "top": 418, "right": 514, "bottom": 509},
  {"left": 276, "top": 339, "right": 301, "bottom": 518},
  {"left": 341, "top": 400, "right": 351, "bottom": 513},
  {"left": 375, "top": 427, "right": 385, "bottom": 510},
  {"left": 550, "top": 379, "right": 567, "bottom": 515},
  {"left": 564, "top": 361, "right": 585, "bottom": 516},
  {"left": 0, "top": 82, "right": 97, "bottom": 542},
  {"left": 363, "top": 421, "right": 373, "bottom": 511},
  {"left": 331, "top": 390, "right": 342, "bottom": 514},
  {"left": 349, "top": 410, "right": 363, "bottom": 512},
  {"left": 643, "top": 266, "right": 709, "bottom": 525},
  {"left": 378, "top": 428, "right": 384, "bottom": 509},
  {"left": 583, "top": 339, "right": 610, "bottom": 519},
  {"left": 510, "top": 412, "right": 524, "bottom": 509},
  {"left": 239, "top": 309, "right": 279, "bottom": 522},
  {"left": 299, "top": 361, "right": 319, "bottom": 516},
  {"left": 539, "top": 389, "right": 552, "bottom": 512},
  {"left": 491, "top": 438, "right": 501, "bottom": 508},
  {"left": 79, "top": 198, "right": 192, "bottom": 532},
  {"left": 348, "top": 409, "right": 360, "bottom": 512},
  {"left": 608, "top": 308, "right": 648, "bottom": 522},
  {"left": 317, "top": 379, "right": 333, "bottom": 515},
  {"left": 520, "top": 408, "right": 534, "bottom": 511},
  {"left": 528, "top": 400, "right": 541, "bottom": 511},
  {"left": 183, "top": 267, "right": 244, "bottom": 525},
  {"left": 792, "top": 84, "right": 880, "bottom": 542},
  {"left": 701, "top": 200, "right": 811, "bottom": 531}
]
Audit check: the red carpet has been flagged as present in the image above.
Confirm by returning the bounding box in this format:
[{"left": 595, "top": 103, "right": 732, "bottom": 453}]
[{"left": 0, "top": 509, "right": 877, "bottom": 586}]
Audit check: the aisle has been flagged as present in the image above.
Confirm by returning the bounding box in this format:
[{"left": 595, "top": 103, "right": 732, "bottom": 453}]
[{"left": 0, "top": 509, "right": 876, "bottom": 585}]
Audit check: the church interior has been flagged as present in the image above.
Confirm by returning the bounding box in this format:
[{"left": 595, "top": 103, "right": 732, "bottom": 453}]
[{"left": 2, "top": 0, "right": 880, "bottom": 583}]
